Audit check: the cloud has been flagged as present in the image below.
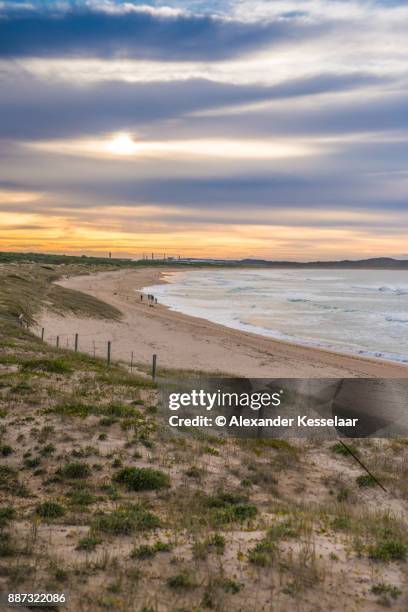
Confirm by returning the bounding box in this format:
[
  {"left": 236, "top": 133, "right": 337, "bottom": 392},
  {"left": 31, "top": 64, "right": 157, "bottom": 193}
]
[
  {"left": 0, "top": 4, "right": 318, "bottom": 61},
  {"left": 0, "top": 70, "right": 390, "bottom": 140}
]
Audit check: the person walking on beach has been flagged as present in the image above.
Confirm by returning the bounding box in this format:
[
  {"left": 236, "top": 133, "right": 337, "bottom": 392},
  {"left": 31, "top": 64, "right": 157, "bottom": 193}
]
[{"left": 140, "top": 294, "right": 143, "bottom": 302}]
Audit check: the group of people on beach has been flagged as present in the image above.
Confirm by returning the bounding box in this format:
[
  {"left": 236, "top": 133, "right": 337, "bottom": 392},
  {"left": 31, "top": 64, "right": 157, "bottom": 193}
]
[{"left": 140, "top": 292, "right": 158, "bottom": 307}]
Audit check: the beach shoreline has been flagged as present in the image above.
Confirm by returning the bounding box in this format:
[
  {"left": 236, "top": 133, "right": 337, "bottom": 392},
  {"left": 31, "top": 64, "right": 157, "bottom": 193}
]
[{"left": 35, "top": 266, "right": 408, "bottom": 378}]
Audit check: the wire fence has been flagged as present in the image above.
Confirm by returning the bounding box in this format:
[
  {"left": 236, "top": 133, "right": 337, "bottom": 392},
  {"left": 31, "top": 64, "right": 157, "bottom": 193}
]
[{"left": 37, "top": 327, "right": 157, "bottom": 380}]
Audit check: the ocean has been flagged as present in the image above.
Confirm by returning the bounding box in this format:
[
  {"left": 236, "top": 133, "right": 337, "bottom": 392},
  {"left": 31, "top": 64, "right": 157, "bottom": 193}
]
[{"left": 144, "top": 268, "right": 408, "bottom": 363}]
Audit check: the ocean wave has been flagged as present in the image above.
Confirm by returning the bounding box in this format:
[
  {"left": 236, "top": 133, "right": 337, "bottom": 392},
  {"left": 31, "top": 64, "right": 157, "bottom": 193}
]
[
  {"left": 385, "top": 316, "right": 408, "bottom": 324},
  {"left": 142, "top": 269, "right": 408, "bottom": 364}
]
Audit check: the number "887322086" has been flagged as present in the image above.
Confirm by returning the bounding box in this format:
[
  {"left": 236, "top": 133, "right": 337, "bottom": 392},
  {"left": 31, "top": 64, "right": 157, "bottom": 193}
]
[{"left": 7, "top": 592, "right": 66, "bottom": 605}]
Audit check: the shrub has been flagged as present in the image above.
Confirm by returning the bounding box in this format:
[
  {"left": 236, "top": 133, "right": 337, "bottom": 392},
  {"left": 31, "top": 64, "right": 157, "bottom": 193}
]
[
  {"left": 356, "top": 474, "right": 377, "bottom": 488},
  {"left": 24, "top": 457, "right": 41, "bottom": 468},
  {"left": 167, "top": 571, "right": 196, "bottom": 590},
  {"left": 193, "top": 533, "right": 225, "bottom": 559},
  {"left": 0, "top": 506, "right": 15, "bottom": 528},
  {"left": 331, "top": 442, "right": 359, "bottom": 457},
  {"left": 248, "top": 538, "right": 276, "bottom": 566},
  {"left": 185, "top": 466, "right": 204, "bottom": 479},
  {"left": 58, "top": 462, "right": 91, "bottom": 479},
  {"left": 0, "top": 445, "right": 13, "bottom": 457},
  {"left": 131, "top": 540, "right": 172, "bottom": 560},
  {"left": 36, "top": 501, "right": 65, "bottom": 519},
  {"left": 332, "top": 515, "right": 352, "bottom": 531},
  {"left": 66, "top": 488, "right": 96, "bottom": 506},
  {"left": 113, "top": 467, "right": 170, "bottom": 491},
  {"left": 76, "top": 534, "right": 101, "bottom": 551},
  {"left": 371, "top": 582, "right": 401, "bottom": 599},
  {"left": 368, "top": 538, "right": 407, "bottom": 561},
  {"left": 205, "top": 491, "right": 257, "bottom": 525},
  {"left": 93, "top": 505, "right": 160, "bottom": 535}
]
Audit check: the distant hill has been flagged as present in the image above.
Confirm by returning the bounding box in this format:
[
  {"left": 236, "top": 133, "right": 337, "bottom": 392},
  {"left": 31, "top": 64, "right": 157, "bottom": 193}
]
[
  {"left": 239, "top": 257, "right": 408, "bottom": 269},
  {"left": 1, "top": 251, "right": 408, "bottom": 269}
]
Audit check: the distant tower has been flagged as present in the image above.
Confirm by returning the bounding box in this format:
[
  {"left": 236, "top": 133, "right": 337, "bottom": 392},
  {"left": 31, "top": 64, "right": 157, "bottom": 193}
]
[
  {"left": 109, "top": 252, "right": 112, "bottom": 259},
  {"left": 152, "top": 253, "right": 154, "bottom": 260}
]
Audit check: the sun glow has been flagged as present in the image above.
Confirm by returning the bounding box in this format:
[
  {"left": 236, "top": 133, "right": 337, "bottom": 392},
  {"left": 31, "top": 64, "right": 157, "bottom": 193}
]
[{"left": 106, "top": 133, "right": 139, "bottom": 155}]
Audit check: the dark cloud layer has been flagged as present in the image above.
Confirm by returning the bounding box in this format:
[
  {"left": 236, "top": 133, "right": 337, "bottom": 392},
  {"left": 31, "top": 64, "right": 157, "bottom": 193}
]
[
  {"left": 0, "top": 72, "right": 389, "bottom": 140},
  {"left": 0, "top": 6, "right": 316, "bottom": 60}
]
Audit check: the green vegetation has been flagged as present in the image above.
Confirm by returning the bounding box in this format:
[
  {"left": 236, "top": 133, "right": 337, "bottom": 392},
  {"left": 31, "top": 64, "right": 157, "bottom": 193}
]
[
  {"left": 193, "top": 533, "right": 225, "bottom": 559},
  {"left": 166, "top": 571, "right": 197, "bottom": 590},
  {"left": 371, "top": 582, "right": 401, "bottom": 605},
  {"left": 330, "top": 442, "right": 359, "bottom": 456},
  {"left": 113, "top": 467, "right": 170, "bottom": 491},
  {"left": 356, "top": 474, "right": 377, "bottom": 488},
  {"left": 0, "top": 507, "right": 15, "bottom": 529},
  {"left": 22, "top": 358, "right": 73, "bottom": 374},
  {"left": 368, "top": 538, "right": 407, "bottom": 561},
  {"left": 205, "top": 491, "right": 257, "bottom": 525},
  {"left": 36, "top": 501, "right": 65, "bottom": 519},
  {"left": 131, "top": 540, "right": 172, "bottom": 560},
  {"left": 76, "top": 534, "right": 102, "bottom": 551},
  {"left": 92, "top": 505, "right": 160, "bottom": 535},
  {"left": 248, "top": 517, "right": 303, "bottom": 567},
  {"left": 58, "top": 462, "right": 91, "bottom": 479}
]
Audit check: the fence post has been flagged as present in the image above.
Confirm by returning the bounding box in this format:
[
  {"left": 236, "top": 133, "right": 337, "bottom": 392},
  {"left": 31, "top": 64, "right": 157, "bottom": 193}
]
[
  {"left": 56, "top": 335, "right": 59, "bottom": 348},
  {"left": 75, "top": 333, "right": 79, "bottom": 352},
  {"left": 152, "top": 354, "right": 157, "bottom": 381},
  {"left": 107, "top": 341, "right": 111, "bottom": 366},
  {"left": 130, "top": 351, "right": 134, "bottom": 373},
  {"left": 41, "top": 327, "right": 45, "bottom": 341}
]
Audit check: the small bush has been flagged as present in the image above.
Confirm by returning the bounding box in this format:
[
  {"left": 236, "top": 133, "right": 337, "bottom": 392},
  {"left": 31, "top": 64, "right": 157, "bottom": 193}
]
[
  {"left": 113, "top": 467, "right": 170, "bottom": 491},
  {"left": 167, "top": 571, "right": 196, "bottom": 590},
  {"left": 24, "top": 457, "right": 41, "bottom": 468},
  {"left": 40, "top": 444, "right": 56, "bottom": 456},
  {"left": 185, "top": 466, "right": 203, "bottom": 479},
  {"left": 66, "top": 488, "right": 96, "bottom": 507},
  {"left": 368, "top": 538, "right": 407, "bottom": 561},
  {"left": 332, "top": 515, "right": 352, "bottom": 531},
  {"left": 371, "top": 582, "right": 401, "bottom": 600},
  {"left": 58, "top": 462, "right": 91, "bottom": 479},
  {"left": 93, "top": 505, "right": 160, "bottom": 535},
  {"left": 331, "top": 442, "right": 359, "bottom": 457},
  {"left": 356, "top": 474, "right": 377, "bottom": 488},
  {"left": 193, "top": 533, "right": 225, "bottom": 559},
  {"left": 248, "top": 538, "right": 276, "bottom": 566},
  {"left": 0, "top": 506, "right": 15, "bottom": 528},
  {"left": 76, "top": 534, "right": 101, "bottom": 551},
  {"left": 131, "top": 540, "right": 172, "bottom": 560},
  {"left": 36, "top": 501, "right": 65, "bottom": 519},
  {"left": 0, "top": 445, "right": 13, "bottom": 457},
  {"left": 205, "top": 491, "right": 257, "bottom": 525}
]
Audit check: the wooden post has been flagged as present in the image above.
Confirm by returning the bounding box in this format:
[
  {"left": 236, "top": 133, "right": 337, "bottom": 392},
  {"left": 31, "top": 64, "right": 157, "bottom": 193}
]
[
  {"left": 152, "top": 354, "right": 157, "bottom": 381},
  {"left": 56, "top": 335, "right": 59, "bottom": 348},
  {"left": 75, "top": 333, "right": 78, "bottom": 352},
  {"left": 107, "top": 341, "right": 111, "bottom": 366},
  {"left": 130, "top": 351, "right": 134, "bottom": 373},
  {"left": 41, "top": 327, "right": 45, "bottom": 341}
]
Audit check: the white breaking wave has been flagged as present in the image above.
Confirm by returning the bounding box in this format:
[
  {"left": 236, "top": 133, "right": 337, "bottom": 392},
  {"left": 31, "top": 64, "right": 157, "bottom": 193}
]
[{"left": 143, "top": 268, "right": 408, "bottom": 363}]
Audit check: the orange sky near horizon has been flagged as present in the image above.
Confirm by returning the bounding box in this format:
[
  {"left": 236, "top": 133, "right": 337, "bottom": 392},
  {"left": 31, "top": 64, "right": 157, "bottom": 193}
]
[{"left": 1, "top": 203, "right": 407, "bottom": 261}]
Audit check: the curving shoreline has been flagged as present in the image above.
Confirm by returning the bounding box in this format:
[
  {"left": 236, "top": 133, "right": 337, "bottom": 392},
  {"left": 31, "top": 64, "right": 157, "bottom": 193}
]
[{"left": 35, "top": 267, "right": 408, "bottom": 379}]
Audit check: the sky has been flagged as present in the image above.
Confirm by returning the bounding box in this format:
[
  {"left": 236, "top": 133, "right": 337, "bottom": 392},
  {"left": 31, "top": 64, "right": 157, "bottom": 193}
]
[{"left": 0, "top": 0, "right": 407, "bottom": 260}]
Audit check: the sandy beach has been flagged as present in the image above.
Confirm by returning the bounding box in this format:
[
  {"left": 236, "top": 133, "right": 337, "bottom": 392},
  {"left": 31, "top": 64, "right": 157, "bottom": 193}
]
[{"left": 35, "top": 267, "right": 408, "bottom": 378}]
